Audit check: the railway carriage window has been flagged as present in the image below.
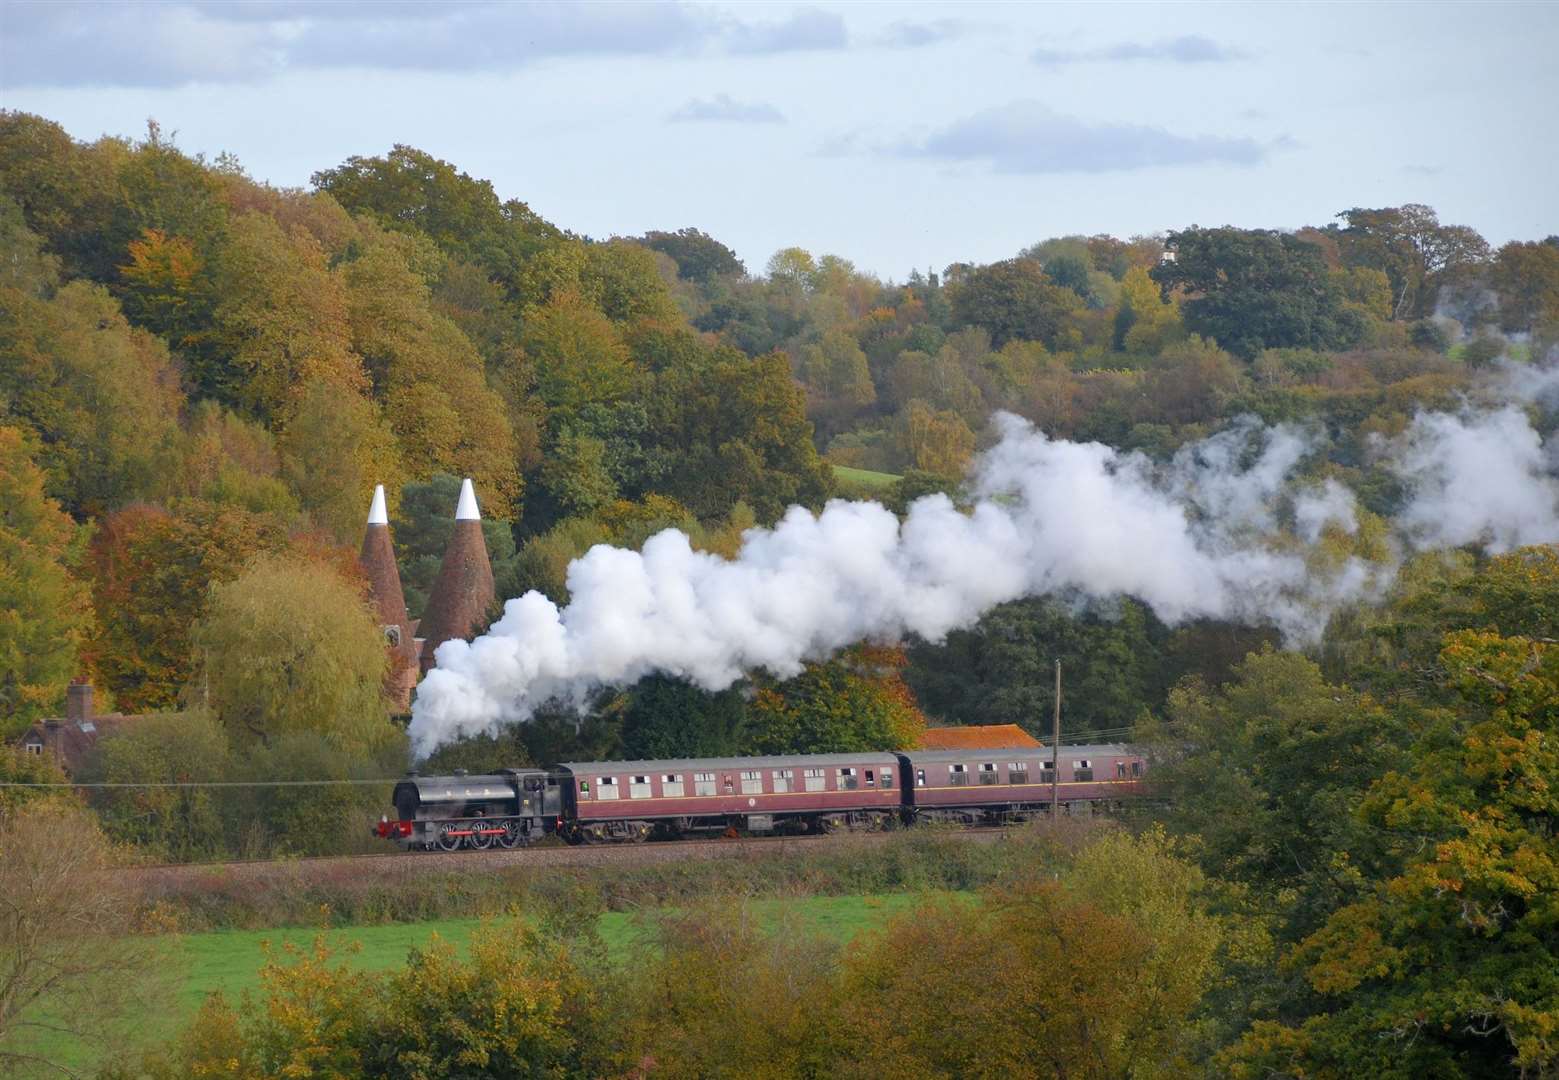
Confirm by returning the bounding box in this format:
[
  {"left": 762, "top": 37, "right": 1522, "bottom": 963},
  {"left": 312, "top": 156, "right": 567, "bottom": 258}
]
[
  {"left": 838, "top": 767, "right": 859, "bottom": 791},
  {"left": 881, "top": 768, "right": 893, "bottom": 788},
  {"left": 916, "top": 769, "right": 926, "bottom": 787},
  {"left": 979, "top": 762, "right": 998, "bottom": 785},
  {"left": 1116, "top": 762, "right": 1127, "bottom": 779},
  {"left": 630, "top": 775, "right": 652, "bottom": 799},
  {"left": 1008, "top": 762, "right": 1029, "bottom": 785},
  {"left": 1131, "top": 761, "right": 1143, "bottom": 778},
  {"left": 662, "top": 774, "right": 685, "bottom": 797},
  {"left": 949, "top": 763, "right": 969, "bottom": 786},
  {"left": 597, "top": 777, "right": 619, "bottom": 801},
  {"left": 1073, "top": 760, "right": 1093, "bottom": 782},
  {"left": 740, "top": 770, "right": 763, "bottom": 795},
  {"left": 1041, "top": 761, "right": 1056, "bottom": 782},
  {"left": 579, "top": 779, "right": 590, "bottom": 795},
  {"left": 803, "top": 768, "right": 826, "bottom": 792},
  {"left": 772, "top": 769, "right": 793, "bottom": 793},
  {"left": 694, "top": 772, "right": 717, "bottom": 797},
  {"left": 864, "top": 769, "right": 875, "bottom": 788}
]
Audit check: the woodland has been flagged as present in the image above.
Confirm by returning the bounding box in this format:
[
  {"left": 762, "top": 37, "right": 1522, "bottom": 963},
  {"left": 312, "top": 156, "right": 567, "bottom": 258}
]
[{"left": 1, "top": 110, "right": 1557, "bottom": 1077}]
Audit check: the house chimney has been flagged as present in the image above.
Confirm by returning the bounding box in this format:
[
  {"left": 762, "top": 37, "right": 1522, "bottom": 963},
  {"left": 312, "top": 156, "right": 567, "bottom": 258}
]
[{"left": 66, "top": 681, "right": 93, "bottom": 723}]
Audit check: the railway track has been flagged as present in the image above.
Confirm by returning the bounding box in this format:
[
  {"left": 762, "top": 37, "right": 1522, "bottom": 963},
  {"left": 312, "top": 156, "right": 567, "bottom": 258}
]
[{"left": 131, "top": 826, "right": 1012, "bottom": 888}]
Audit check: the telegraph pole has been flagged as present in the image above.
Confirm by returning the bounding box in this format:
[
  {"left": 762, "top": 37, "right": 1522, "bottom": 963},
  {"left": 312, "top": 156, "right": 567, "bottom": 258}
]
[{"left": 1050, "top": 659, "right": 1061, "bottom": 821}]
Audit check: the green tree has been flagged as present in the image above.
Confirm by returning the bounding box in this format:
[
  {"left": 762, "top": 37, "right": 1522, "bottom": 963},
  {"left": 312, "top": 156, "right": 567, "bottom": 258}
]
[
  {"left": 618, "top": 676, "right": 750, "bottom": 759},
  {"left": 312, "top": 144, "right": 560, "bottom": 302},
  {"left": 906, "top": 597, "right": 1170, "bottom": 739},
  {"left": 1153, "top": 227, "right": 1365, "bottom": 359},
  {"left": 948, "top": 257, "right": 1084, "bottom": 348},
  {"left": 0, "top": 428, "right": 91, "bottom": 733},
  {"left": 392, "top": 473, "right": 522, "bottom": 619},
  {"left": 648, "top": 346, "right": 832, "bottom": 522},
  {"left": 1228, "top": 632, "right": 1559, "bottom": 1079},
  {"left": 192, "top": 554, "right": 394, "bottom": 753},
  {"left": 78, "top": 709, "right": 231, "bottom": 859},
  {"left": 640, "top": 227, "right": 745, "bottom": 282},
  {"left": 745, "top": 646, "right": 926, "bottom": 755}
]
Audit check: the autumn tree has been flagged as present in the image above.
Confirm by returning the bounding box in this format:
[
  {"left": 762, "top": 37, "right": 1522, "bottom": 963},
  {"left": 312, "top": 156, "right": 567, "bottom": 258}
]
[
  {"left": 0, "top": 428, "right": 91, "bottom": 732},
  {"left": 0, "top": 801, "right": 169, "bottom": 1078},
  {"left": 895, "top": 398, "right": 975, "bottom": 478},
  {"left": 191, "top": 554, "right": 393, "bottom": 754},
  {"left": 1335, "top": 203, "right": 1491, "bottom": 319},
  {"left": 203, "top": 211, "right": 364, "bottom": 417},
  {"left": 1490, "top": 238, "right": 1559, "bottom": 332},
  {"left": 0, "top": 211, "right": 183, "bottom": 514},
  {"left": 337, "top": 221, "right": 520, "bottom": 517},
  {"left": 277, "top": 377, "right": 404, "bottom": 543},
  {"left": 88, "top": 500, "right": 294, "bottom": 712}
]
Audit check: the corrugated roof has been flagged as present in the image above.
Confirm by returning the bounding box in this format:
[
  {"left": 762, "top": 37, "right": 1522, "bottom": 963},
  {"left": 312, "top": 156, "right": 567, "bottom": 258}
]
[
  {"left": 899, "top": 744, "right": 1131, "bottom": 764},
  {"left": 918, "top": 724, "right": 1043, "bottom": 750}
]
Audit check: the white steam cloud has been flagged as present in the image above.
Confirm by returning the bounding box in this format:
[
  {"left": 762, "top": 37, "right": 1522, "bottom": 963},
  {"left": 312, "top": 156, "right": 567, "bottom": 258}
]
[{"left": 409, "top": 369, "right": 1559, "bottom": 755}]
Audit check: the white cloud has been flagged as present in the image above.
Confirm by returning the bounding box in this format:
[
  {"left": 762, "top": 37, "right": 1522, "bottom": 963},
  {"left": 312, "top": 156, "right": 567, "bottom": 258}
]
[
  {"left": 901, "top": 100, "right": 1266, "bottom": 174},
  {"left": 669, "top": 94, "right": 785, "bottom": 124}
]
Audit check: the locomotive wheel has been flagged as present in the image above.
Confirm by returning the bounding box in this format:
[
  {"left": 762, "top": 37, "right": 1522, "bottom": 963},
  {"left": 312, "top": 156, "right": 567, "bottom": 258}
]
[
  {"left": 497, "top": 820, "right": 522, "bottom": 849},
  {"left": 468, "top": 820, "right": 493, "bottom": 850},
  {"left": 435, "top": 823, "right": 463, "bottom": 852}
]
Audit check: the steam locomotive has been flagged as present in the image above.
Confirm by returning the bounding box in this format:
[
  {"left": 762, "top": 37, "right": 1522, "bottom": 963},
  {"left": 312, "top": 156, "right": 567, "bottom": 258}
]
[{"left": 375, "top": 744, "right": 1147, "bottom": 851}]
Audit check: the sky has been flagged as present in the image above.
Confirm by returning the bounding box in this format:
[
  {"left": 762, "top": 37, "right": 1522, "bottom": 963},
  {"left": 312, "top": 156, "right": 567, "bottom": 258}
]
[{"left": 2, "top": 0, "right": 1556, "bottom": 280}]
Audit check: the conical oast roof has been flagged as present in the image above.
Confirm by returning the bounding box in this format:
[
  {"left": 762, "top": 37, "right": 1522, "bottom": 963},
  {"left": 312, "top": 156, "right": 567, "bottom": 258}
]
[
  {"left": 359, "top": 484, "right": 411, "bottom": 637},
  {"left": 359, "top": 484, "right": 419, "bottom": 711},
  {"left": 419, "top": 478, "right": 495, "bottom": 673}
]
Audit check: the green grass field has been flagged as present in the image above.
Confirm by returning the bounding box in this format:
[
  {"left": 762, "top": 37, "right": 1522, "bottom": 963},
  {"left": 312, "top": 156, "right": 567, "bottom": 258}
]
[
  {"left": 832, "top": 465, "right": 901, "bottom": 489},
  {"left": 19, "top": 893, "right": 930, "bottom": 1076}
]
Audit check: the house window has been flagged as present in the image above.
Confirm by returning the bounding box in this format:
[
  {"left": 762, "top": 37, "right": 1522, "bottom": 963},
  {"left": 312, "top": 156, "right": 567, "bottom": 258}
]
[
  {"left": 383, "top": 625, "right": 402, "bottom": 647},
  {"left": 1008, "top": 762, "right": 1029, "bottom": 785},
  {"left": 740, "top": 770, "right": 763, "bottom": 795},
  {"left": 837, "top": 767, "right": 859, "bottom": 791},
  {"left": 630, "top": 775, "right": 652, "bottom": 799},
  {"left": 772, "top": 769, "right": 793, "bottom": 793},
  {"left": 662, "top": 774, "right": 685, "bottom": 797},
  {"left": 979, "top": 762, "right": 998, "bottom": 785},
  {"left": 597, "top": 777, "right": 619, "bottom": 800},
  {"left": 1073, "top": 760, "right": 1093, "bottom": 782},
  {"left": 803, "top": 768, "right": 825, "bottom": 792},
  {"left": 949, "top": 763, "right": 969, "bottom": 786},
  {"left": 24, "top": 742, "right": 42, "bottom": 756},
  {"left": 694, "top": 772, "right": 717, "bottom": 797}
]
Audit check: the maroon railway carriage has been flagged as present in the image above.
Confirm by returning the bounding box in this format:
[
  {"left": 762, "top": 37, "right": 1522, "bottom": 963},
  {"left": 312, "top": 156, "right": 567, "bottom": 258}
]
[
  {"left": 897, "top": 744, "right": 1146, "bottom": 823},
  {"left": 560, "top": 752, "right": 902, "bottom": 841}
]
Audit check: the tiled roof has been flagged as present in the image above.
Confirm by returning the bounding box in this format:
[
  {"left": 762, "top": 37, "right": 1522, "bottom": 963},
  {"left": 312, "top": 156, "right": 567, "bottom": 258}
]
[
  {"left": 918, "top": 724, "right": 1043, "bottom": 750},
  {"left": 18, "top": 714, "right": 136, "bottom": 774},
  {"left": 418, "top": 518, "right": 494, "bottom": 671}
]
